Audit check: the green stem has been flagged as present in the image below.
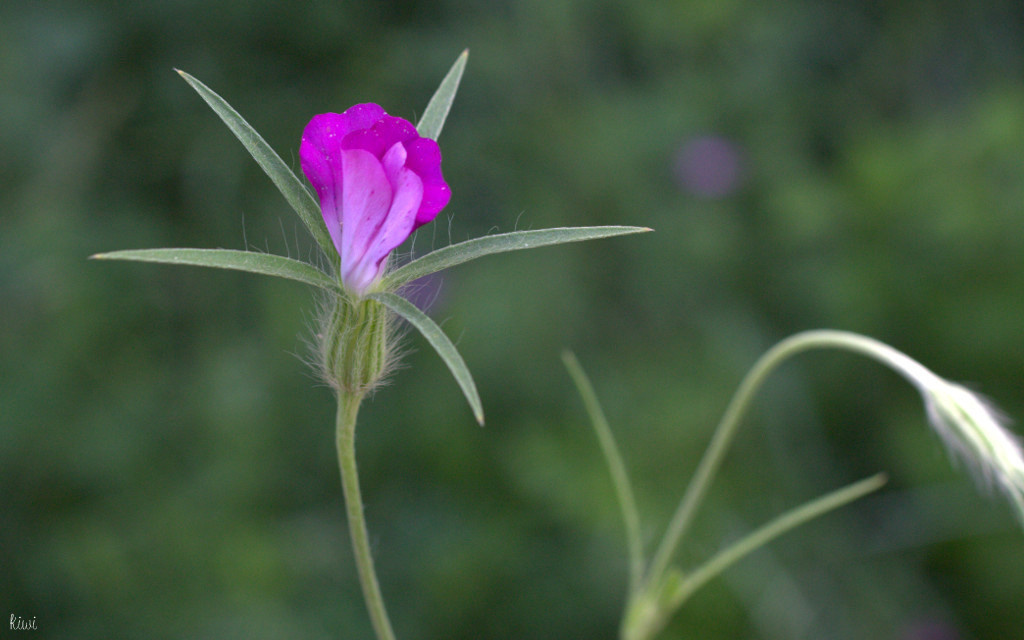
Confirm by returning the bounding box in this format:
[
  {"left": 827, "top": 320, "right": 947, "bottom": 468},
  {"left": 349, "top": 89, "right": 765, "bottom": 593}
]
[
  {"left": 562, "top": 351, "right": 645, "bottom": 596},
  {"left": 335, "top": 391, "right": 397, "bottom": 640},
  {"left": 646, "top": 330, "right": 883, "bottom": 588},
  {"left": 624, "top": 474, "right": 887, "bottom": 640}
]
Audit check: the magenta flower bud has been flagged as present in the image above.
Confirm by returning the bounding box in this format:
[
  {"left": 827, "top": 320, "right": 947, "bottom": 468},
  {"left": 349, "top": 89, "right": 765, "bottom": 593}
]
[{"left": 300, "top": 104, "right": 451, "bottom": 295}]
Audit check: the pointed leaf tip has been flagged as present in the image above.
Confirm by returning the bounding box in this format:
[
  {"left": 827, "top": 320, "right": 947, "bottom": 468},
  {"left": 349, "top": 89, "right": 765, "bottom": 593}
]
[{"left": 416, "top": 50, "right": 469, "bottom": 141}]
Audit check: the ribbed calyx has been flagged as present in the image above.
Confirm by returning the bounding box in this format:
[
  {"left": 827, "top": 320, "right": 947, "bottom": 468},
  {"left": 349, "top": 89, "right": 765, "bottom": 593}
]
[{"left": 320, "top": 293, "right": 392, "bottom": 395}]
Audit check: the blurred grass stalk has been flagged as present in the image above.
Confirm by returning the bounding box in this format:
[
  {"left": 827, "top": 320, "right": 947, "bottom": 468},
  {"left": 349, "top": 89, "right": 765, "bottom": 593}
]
[{"left": 564, "top": 329, "right": 1023, "bottom": 640}]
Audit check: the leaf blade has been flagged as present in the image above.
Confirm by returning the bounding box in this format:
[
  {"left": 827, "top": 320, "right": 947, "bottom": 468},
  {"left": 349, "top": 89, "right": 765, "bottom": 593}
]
[
  {"left": 176, "top": 70, "right": 338, "bottom": 267},
  {"left": 669, "top": 474, "right": 887, "bottom": 609},
  {"left": 416, "top": 50, "right": 469, "bottom": 141},
  {"left": 384, "top": 225, "right": 652, "bottom": 288},
  {"left": 367, "top": 291, "right": 483, "bottom": 425},
  {"left": 623, "top": 474, "right": 887, "bottom": 640},
  {"left": 91, "top": 248, "right": 340, "bottom": 292}
]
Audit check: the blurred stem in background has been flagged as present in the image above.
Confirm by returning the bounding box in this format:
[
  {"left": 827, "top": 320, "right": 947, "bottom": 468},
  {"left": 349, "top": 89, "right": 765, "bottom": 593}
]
[{"left": 566, "top": 329, "right": 1023, "bottom": 640}]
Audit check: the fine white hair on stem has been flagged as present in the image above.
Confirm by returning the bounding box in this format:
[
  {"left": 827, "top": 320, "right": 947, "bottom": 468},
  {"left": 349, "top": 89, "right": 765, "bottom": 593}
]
[{"left": 921, "top": 379, "right": 1024, "bottom": 521}]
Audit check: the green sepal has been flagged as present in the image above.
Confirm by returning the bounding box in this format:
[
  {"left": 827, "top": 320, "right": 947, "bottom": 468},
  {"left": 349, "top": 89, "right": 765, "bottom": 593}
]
[
  {"left": 321, "top": 294, "right": 390, "bottom": 394},
  {"left": 416, "top": 50, "right": 469, "bottom": 141},
  {"left": 175, "top": 70, "right": 339, "bottom": 269},
  {"left": 384, "top": 226, "right": 652, "bottom": 289},
  {"left": 367, "top": 291, "right": 483, "bottom": 425},
  {"left": 91, "top": 248, "right": 340, "bottom": 292}
]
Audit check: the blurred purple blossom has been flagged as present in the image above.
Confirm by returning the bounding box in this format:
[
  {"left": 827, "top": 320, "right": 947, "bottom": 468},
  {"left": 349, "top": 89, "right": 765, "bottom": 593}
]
[{"left": 673, "top": 135, "right": 746, "bottom": 198}]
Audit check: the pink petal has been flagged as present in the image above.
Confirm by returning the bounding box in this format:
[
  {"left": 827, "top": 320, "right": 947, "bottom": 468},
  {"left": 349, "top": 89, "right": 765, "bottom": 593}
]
[
  {"left": 403, "top": 137, "right": 451, "bottom": 226},
  {"left": 332, "top": 104, "right": 388, "bottom": 139},
  {"left": 342, "top": 117, "right": 449, "bottom": 227},
  {"left": 300, "top": 112, "right": 377, "bottom": 255},
  {"left": 339, "top": 148, "right": 394, "bottom": 293},
  {"left": 343, "top": 115, "right": 419, "bottom": 157},
  {"left": 345, "top": 143, "right": 424, "bottom": 293}
]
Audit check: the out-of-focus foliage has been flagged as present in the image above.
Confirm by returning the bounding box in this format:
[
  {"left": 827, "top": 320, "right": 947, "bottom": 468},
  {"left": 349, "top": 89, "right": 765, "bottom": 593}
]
[{"left": 2, "top": 1, "right": 1023, "bottom": 639}]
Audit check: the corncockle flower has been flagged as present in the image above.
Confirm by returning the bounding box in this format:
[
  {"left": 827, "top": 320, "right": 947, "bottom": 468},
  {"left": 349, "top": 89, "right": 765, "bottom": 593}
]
[
  {"left": 94, "top": 56, "right": 652, "bottom": 640},
  {"left": 300, "top": 104, "right": 450, "bottom": 394},
  {"left": 300, "top": 104, "right": 451, "bottom": 295},
  {"left": 88, "top": 54, "right": 1017, "bottom": 640}
]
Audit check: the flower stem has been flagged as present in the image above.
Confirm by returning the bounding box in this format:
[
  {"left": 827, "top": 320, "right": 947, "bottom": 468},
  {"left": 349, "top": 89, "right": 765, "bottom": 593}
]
[{"left": 335, "top": 391, "right": 396, "bottom": 640}]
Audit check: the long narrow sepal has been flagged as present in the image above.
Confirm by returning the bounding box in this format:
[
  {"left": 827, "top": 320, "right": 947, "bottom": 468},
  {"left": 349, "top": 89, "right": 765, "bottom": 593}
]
[
  {"left": 175, "top": 70, "right": 339, "bottom": 268},
  {"left": 367, "top": 291, "right": 484, "bottom": 425},
  {"left": 90, "top": 248, "right": 341, "bottom": 293},
  {"left": 416, "top": 50, "right": 469, "bottom": 141},
  {"left": 384, "top": 226, "right": 652, "bottom": 289}
]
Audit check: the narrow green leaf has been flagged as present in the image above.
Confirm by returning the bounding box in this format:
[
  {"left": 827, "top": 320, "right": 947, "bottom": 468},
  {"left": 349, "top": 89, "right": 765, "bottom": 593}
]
[
  {"left": 669, "top": 473, "right": 887, "bottom": 609},
  {"left": 562, "top": 351, "right": 645, "bottom": 596},
  {"left": 176, "top": 70, "right": 338, "bottom": 268},
  {"left": 384, "top": 226, "right": 652, "bottom": 288},
  {"left": 623, "top": 475, "right": 886, "bottom": 640},
  {"left": 367, "top": 291, "right": 483, "bottom": 425},
  {"left": 91, "top": 248, "right": 340, "bottom": 292},
  {"left": 416, "top": 50, "right": 468, "bottom": 141}
]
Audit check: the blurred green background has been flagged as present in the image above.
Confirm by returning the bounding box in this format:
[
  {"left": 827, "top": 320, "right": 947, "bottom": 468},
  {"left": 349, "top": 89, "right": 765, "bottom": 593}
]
[{"left": 3, "top": 1, "right": 1023, "bottom": 638}]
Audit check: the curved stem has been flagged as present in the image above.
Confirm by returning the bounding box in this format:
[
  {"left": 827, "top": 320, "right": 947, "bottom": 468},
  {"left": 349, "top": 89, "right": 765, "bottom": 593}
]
[
  {"left": 646, "top": 330, "right": 884, "bottom": 586},
  {"left": 626, "top": 474, "right": 887, "bottom": 640},
  {"left": 336, "top": 391, "right": 397, "bottom": 640}
]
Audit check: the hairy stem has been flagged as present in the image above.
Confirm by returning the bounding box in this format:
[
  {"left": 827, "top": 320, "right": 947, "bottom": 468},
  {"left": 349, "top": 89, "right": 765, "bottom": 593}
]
[{"left": 336, "top": 391, "right": 396, "bottom": 640}]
